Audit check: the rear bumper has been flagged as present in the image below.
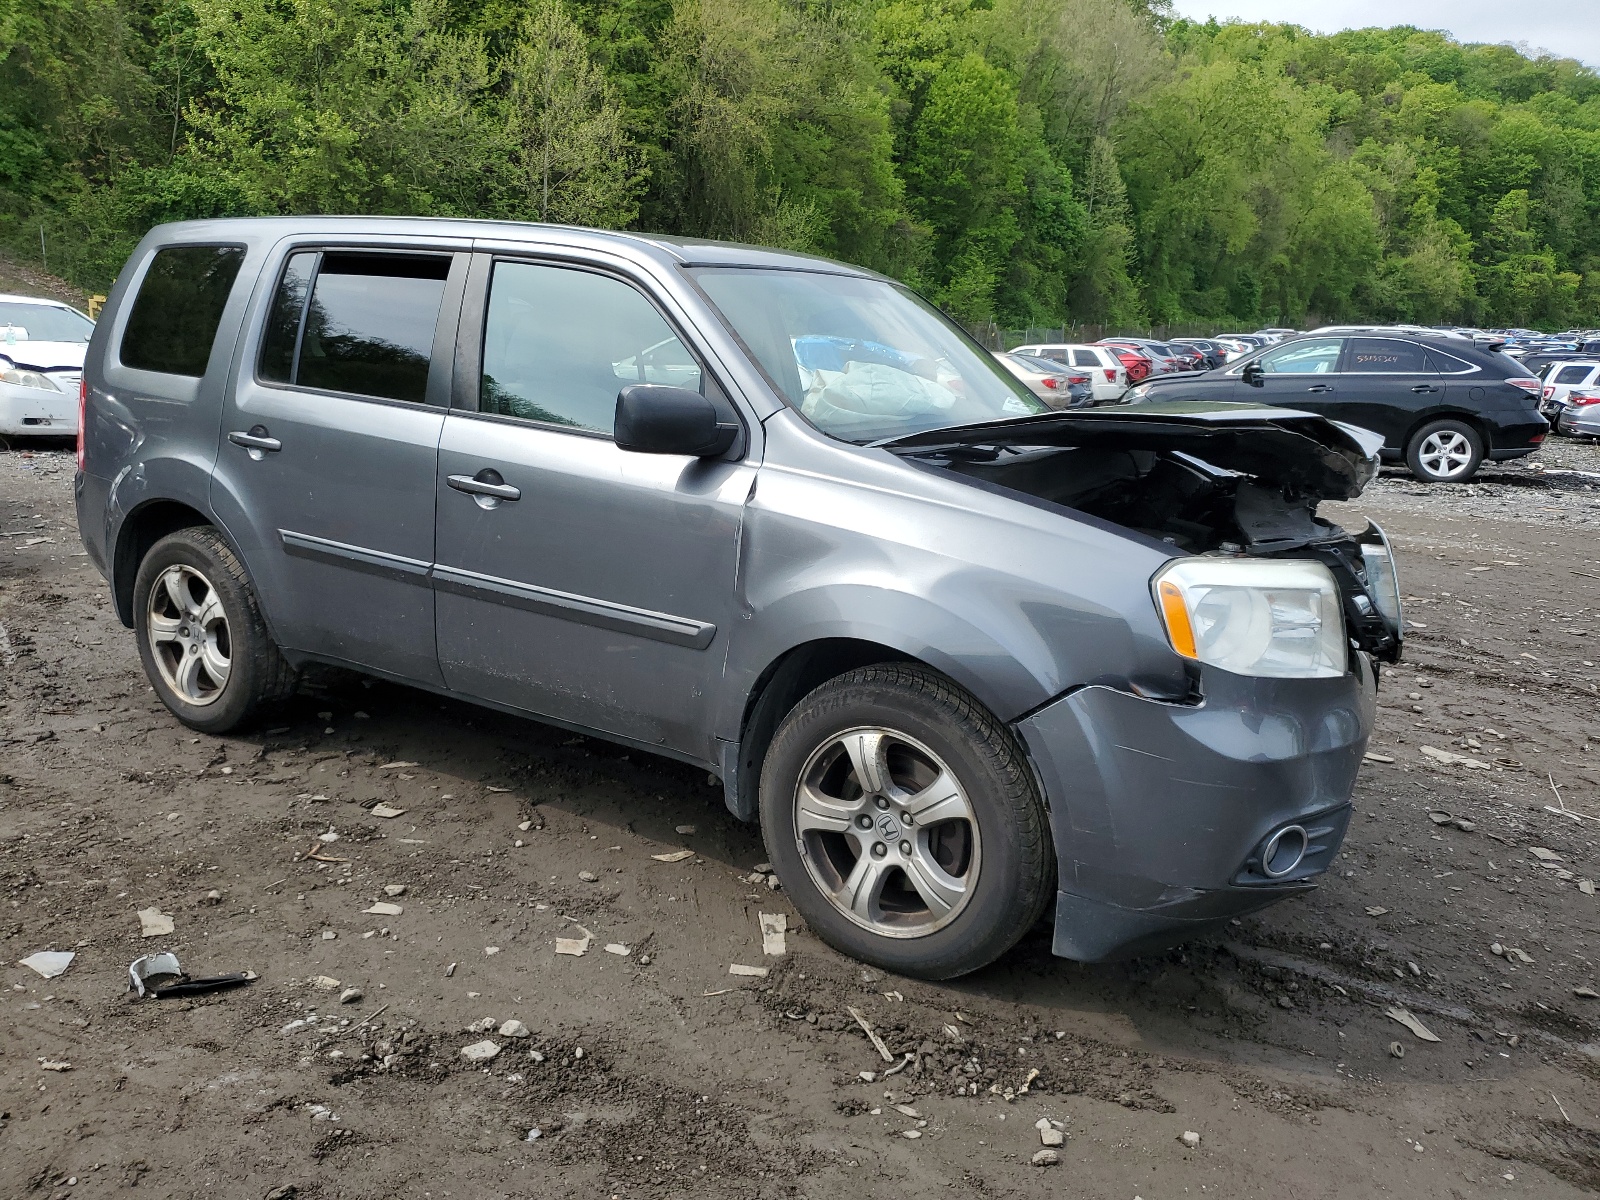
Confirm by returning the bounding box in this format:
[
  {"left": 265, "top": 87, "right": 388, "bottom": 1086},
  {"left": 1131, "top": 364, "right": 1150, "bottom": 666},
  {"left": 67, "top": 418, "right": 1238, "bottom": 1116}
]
[
  {"left": 1015, "top": 658, "right": 1375, "bottom": 961},
  {"left": 74, "top": 469, "right": 111, "bottom": 580},
  {"left": 1488, "top": 415, "right": 1548, "bottom": 454},
  {"left": 1557, "top": 408, "right": 1600, "bottom": 437}
]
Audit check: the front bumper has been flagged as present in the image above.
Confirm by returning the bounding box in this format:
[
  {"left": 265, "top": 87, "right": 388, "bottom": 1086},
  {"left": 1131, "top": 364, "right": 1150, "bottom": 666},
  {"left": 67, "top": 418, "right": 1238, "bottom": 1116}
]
[
  {"left": 0, "top": 382, "right": 77, "bottom": 436},
  {"left": 1015, "top": 657, "right": 1375, "bottom": 961}
]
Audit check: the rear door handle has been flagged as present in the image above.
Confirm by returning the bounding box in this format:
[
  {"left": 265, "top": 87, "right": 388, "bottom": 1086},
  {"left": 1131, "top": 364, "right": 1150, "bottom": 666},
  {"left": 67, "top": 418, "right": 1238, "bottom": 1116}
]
[
  {"left": 447, "top": 473, "right": 520, "bottom": 502},
  {"left": 228, "top": 427, "right": 281, "bottom": 457}
]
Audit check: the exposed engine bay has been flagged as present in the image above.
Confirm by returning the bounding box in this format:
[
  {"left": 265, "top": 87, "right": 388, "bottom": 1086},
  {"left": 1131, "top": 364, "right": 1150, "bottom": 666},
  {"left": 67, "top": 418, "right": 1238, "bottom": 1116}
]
[{"left": 882, "top": 401, "right": 1404, "bottom": 662}]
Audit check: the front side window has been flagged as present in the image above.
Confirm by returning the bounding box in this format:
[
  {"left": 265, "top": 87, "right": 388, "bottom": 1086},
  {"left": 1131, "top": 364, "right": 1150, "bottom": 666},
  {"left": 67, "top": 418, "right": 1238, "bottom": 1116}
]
[
  {"left": 480, "top": 262, "right": 701, "bottom": 433},
  {"left": 0, "top": 302, "right": 93, "bottom": 343},
  {"left": 120, "top": 245, "right": 246, "bottom": 376},
  {"left": 1347, "top": 338, "right": 1430, "bottom": 373},
  {"left": 691, "top": 267, "right": 1044, "bottom": 443},
  {"left": 1257, "top": 338, "right": 1342, "bottom": 375},
  {"left": 257, "top": 251, "right": 449, "bottom": 403}
]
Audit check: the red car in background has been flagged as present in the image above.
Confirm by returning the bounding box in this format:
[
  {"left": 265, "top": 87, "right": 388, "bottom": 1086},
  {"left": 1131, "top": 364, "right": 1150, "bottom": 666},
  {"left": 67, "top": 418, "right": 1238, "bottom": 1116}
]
[
  {"left": 1100, "top": 338, "right": 1198, "bottom": 376},
  {"left": 1095, "top": 341, "right": 1155, "bottom": 383}
]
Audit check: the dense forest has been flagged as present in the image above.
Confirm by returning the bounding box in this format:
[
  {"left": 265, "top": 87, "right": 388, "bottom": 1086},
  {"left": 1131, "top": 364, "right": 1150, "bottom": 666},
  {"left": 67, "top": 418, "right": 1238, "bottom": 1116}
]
[{"left": 3, "top": 0, "right": 1599, "bottom": 329}]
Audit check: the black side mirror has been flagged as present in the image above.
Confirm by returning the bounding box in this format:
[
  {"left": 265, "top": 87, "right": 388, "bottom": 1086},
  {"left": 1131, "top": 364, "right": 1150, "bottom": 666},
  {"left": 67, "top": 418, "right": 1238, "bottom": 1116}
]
[
  {"left": 1242, "top": 361, "right": 1265, "bottom": 387},
  {"left": 615, "top": 384, "right": 738, "bottom": 457}
]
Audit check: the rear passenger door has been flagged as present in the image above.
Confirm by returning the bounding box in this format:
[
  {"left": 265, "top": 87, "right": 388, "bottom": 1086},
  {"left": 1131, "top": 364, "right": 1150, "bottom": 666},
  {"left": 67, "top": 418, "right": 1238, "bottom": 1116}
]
[
  {"left": 432, "top": 254, "right": 753, "bottom": 763},
  {"left": 1338, "top": 337, "right": 1438, "bottom": 449},
  {"left": 210, "top": 244, "right": 467, "bottom": 684}
]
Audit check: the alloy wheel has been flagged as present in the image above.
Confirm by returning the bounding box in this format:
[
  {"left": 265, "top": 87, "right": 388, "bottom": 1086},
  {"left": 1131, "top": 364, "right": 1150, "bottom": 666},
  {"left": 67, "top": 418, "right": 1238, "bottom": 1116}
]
[
  {"left": 146, "top": 564, "right": 232, "bottom": 706},
  {"left": 792, "top": 727, "right": 980, "bottom": 938},
  {"left": 1417, "top": 429, "right": 1474, "bottom": 479}
]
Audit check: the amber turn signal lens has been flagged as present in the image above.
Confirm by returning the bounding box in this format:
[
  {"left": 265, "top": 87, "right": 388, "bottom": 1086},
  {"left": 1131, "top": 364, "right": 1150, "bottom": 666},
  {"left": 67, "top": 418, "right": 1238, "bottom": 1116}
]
[{"left": 1157, "top": 579, "right": 1197, "bottom": 659}]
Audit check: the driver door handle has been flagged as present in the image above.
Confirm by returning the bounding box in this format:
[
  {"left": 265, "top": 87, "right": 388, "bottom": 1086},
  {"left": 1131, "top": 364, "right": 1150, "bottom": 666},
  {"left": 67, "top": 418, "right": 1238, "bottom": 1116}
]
[
  {"left": 447, "top": 474, "right": 520, "bottom": 501},
  {"left": 1411, "top": 384, "right": 1440, "bottom": 393},
  {"left": 1305, "top": 384, "right": 1334, "bottom": 393}
]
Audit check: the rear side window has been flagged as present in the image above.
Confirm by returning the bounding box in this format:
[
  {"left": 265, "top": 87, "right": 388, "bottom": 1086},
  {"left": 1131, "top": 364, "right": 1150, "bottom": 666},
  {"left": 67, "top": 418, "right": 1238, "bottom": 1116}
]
[
  {"left": 1554, "top": 364, "right": 1593, "bottom": 385},
  {"left": 1426, "top": 348, "right": 1477, "bottom": 374},
  {"left": 259, "top": 251, "right": 450, "bottom": 404},
  {"left": 120, "top": 245, "right": 246, "bottom": 376},
  {"left": 1347, "top": 338, "right": 1431, "bottom": 373}
]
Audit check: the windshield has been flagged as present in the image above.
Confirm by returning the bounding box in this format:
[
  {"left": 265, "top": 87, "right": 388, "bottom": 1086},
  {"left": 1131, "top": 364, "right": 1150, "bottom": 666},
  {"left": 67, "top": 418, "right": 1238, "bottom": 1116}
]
[
  {"left": 0, "top": 301, "right": 93, "bottom": 343},
  {"left": 689, "top": 268, "right": 1045, "bottom": 443}
]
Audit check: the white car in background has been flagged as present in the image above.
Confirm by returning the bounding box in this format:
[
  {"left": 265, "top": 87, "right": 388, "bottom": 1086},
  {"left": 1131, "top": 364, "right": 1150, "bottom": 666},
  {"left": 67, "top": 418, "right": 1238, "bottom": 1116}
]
[
  {"left": 1536, "top": 359, "right": 1600, "bottom": 431},
  {"left": 1008, "top": 343, "right": 1128, "bottom": 403},
  {"left": 1, "top": 294, "right": 94, "bottom": 437}
]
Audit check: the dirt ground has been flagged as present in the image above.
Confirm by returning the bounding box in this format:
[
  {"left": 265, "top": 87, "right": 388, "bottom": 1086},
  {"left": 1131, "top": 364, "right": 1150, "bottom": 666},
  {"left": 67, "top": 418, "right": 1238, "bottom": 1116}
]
[
  {"left": 3, "top": 440, "right": 1600, "bottom": 1200},
  {"left": 0, "top": 253, "right": 90, "bottom": 310}
]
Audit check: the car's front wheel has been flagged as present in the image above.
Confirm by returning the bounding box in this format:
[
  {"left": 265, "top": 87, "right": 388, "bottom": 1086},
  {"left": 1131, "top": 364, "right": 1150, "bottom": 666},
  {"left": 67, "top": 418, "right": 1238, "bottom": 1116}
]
[
  {"left": 759, "top": 664, "right": 1054, "bottom": 980},
  {"left": 1406, "top": 419, "right": 1484, "bottom": 483},
  {"left": 133, "top": 527, "right": 296, "bottom": 733}
]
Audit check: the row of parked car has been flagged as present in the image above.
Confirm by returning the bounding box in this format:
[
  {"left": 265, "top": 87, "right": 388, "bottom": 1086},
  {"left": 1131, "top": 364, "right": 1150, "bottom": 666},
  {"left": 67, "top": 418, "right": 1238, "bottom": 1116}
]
[
  {"left": 993, "top": 322, "right": 1586, "bottom": 483},
  {"left": 1497, "top": 329, "right": 1600, "bottom": 439},
  {"left": 990, "top": 328, "right": 1298, "bottom": 407}
]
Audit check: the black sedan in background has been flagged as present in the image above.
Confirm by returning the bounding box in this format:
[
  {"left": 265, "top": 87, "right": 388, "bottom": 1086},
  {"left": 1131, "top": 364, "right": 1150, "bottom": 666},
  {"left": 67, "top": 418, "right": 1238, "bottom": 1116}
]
[{"left": 1124, "top": 332, "right": 1548, "bottom": 482}]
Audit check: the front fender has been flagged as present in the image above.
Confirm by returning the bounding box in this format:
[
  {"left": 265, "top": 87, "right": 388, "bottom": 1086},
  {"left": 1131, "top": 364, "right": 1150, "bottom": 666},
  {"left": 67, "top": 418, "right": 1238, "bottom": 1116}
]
[{"left": 719, "top": 582, "right": 1055, "bottom": 737}]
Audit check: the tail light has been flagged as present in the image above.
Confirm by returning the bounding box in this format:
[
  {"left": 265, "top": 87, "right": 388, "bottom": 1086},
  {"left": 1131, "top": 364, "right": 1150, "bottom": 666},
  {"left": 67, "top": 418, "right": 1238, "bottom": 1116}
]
[
  {"left": 76, "top": 377, "right": 87, "bottom": 471},
  {"left": 1104, "top": 368, "right": 1115, "bottom": 381},
  {"left": 1569, "top": 390, "right": 1600, "bottom": 406},
  {"left": 1069, "top": 375, "right": 1090, "bottom": 385},
  {"left": 1505, "top": 377, "right": 1541, "bottom": 395},
  {"left": 1542, "top": 385, "right": 1554, "bottom": 399},
  {"left": 1042, "top": 377, "right": 1059, "bottom": 389}
]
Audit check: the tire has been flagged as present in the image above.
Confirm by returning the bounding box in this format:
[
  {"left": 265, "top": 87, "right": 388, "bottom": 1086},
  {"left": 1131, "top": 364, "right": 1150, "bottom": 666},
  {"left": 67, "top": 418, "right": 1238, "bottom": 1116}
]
[
  {"left": 758, "top": 663, "right": 1054, "bottom": 980},
  {"left": 1405, "top": 419, "right": 1484, "bottom": 483},
  {"left": 133, "top": 526, "right": 296, "bottom": 734}
]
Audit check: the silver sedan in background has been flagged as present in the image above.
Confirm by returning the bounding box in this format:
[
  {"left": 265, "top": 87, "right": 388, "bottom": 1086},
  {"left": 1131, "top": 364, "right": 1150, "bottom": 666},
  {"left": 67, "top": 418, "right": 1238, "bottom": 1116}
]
[{"left": 991, "top": 351, "right": 1093, "bottom": 408}]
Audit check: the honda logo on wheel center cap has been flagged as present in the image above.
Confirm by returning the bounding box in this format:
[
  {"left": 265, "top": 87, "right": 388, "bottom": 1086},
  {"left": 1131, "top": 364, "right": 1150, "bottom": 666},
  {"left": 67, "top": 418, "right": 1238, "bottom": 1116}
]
[{"left": 876, "top": 813, "right": 902, "bottom": 840}]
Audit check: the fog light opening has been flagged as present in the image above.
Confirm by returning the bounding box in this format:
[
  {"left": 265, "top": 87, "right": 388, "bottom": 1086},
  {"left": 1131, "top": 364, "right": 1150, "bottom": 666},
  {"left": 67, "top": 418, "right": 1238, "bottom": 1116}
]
[{"left": 1261, "top": 825, "right": 1308, "bottom": 878}]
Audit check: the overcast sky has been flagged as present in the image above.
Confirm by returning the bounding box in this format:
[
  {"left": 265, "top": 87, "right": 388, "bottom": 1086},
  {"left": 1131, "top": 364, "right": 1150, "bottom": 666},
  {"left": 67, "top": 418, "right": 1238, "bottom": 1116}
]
[{"left": 1167, "top": 0, "right": 1600, "bottom": 70}]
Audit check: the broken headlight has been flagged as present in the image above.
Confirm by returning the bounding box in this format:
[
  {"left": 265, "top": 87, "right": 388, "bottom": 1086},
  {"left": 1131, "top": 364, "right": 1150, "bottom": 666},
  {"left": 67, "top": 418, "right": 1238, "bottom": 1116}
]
[
  {"left": 1357, "top": 523, "right": 1402, "bottom": 631},
  {"left": 1153, "top": 558, "right": 1346, "bottom": 678},
  {"left": 1, "top": 365, "right": 60, "bottom": 391}
]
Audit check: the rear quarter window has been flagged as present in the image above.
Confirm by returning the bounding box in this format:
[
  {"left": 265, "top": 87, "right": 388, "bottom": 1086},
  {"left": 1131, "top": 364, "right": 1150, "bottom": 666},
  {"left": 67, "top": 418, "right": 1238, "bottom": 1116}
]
[{"left": 120, "top": 245, "right": 246, "bottom": 376}]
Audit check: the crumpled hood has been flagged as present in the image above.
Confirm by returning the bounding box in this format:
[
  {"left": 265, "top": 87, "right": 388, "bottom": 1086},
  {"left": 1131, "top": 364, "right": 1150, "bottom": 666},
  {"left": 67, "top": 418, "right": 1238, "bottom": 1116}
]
[
  {"left": 0, "top": 340, "right": 87, "bottom": 372},
  {"left": 878, "top": 400, "right": 1384, "bottom": 501}
]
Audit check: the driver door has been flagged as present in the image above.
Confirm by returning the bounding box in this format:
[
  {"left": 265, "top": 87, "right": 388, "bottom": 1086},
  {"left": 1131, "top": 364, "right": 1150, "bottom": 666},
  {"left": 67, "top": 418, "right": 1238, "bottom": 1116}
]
[
  {"left": 432, "top": 255, "right": 755, "bottom": 764},
  {"left": 1243, "top": 337, "right": 1344, "bottom": 419}
]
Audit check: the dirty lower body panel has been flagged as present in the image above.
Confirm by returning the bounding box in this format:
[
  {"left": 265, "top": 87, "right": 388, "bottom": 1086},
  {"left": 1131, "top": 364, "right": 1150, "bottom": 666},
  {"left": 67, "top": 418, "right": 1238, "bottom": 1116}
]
[{"left": 1017, "top": 657, "right": 1375, "bottom": 961}]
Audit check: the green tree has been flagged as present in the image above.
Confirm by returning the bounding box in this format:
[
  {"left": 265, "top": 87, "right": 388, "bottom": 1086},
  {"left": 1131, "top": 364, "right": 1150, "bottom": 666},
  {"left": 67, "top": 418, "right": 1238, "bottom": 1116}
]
[
  {"left": 500, "top": 0, "right": 644, "bottom": 226},
  {"left": 1478, "top": 189, "right": 1579, "bottom": 326}
]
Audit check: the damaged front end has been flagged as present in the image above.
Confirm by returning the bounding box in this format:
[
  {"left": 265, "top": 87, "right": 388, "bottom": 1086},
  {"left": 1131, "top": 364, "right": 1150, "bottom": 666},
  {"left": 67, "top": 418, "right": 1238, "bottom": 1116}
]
[{"left": 879, "top": 400, "right": 1403, "bottom": 664}]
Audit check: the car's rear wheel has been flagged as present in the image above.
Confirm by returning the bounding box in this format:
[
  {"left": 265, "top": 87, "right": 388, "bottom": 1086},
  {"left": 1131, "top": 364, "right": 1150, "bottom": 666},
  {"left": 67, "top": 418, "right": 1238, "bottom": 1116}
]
[
  {"left": 758, "top": 663, "right": 1053, "bottom": 980},
  {"left": 1406, "top": 419, "right": 1484, "bottom": 483},
  {"left": 133, "top": 527, "right": 295, "bottom": 733}
]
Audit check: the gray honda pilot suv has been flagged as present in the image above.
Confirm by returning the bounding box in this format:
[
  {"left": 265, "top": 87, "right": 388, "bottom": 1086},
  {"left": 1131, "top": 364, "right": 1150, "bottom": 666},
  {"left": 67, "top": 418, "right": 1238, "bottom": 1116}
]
[{"left": 76, "top": 218, "right": 1403, "bottom": 978}]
